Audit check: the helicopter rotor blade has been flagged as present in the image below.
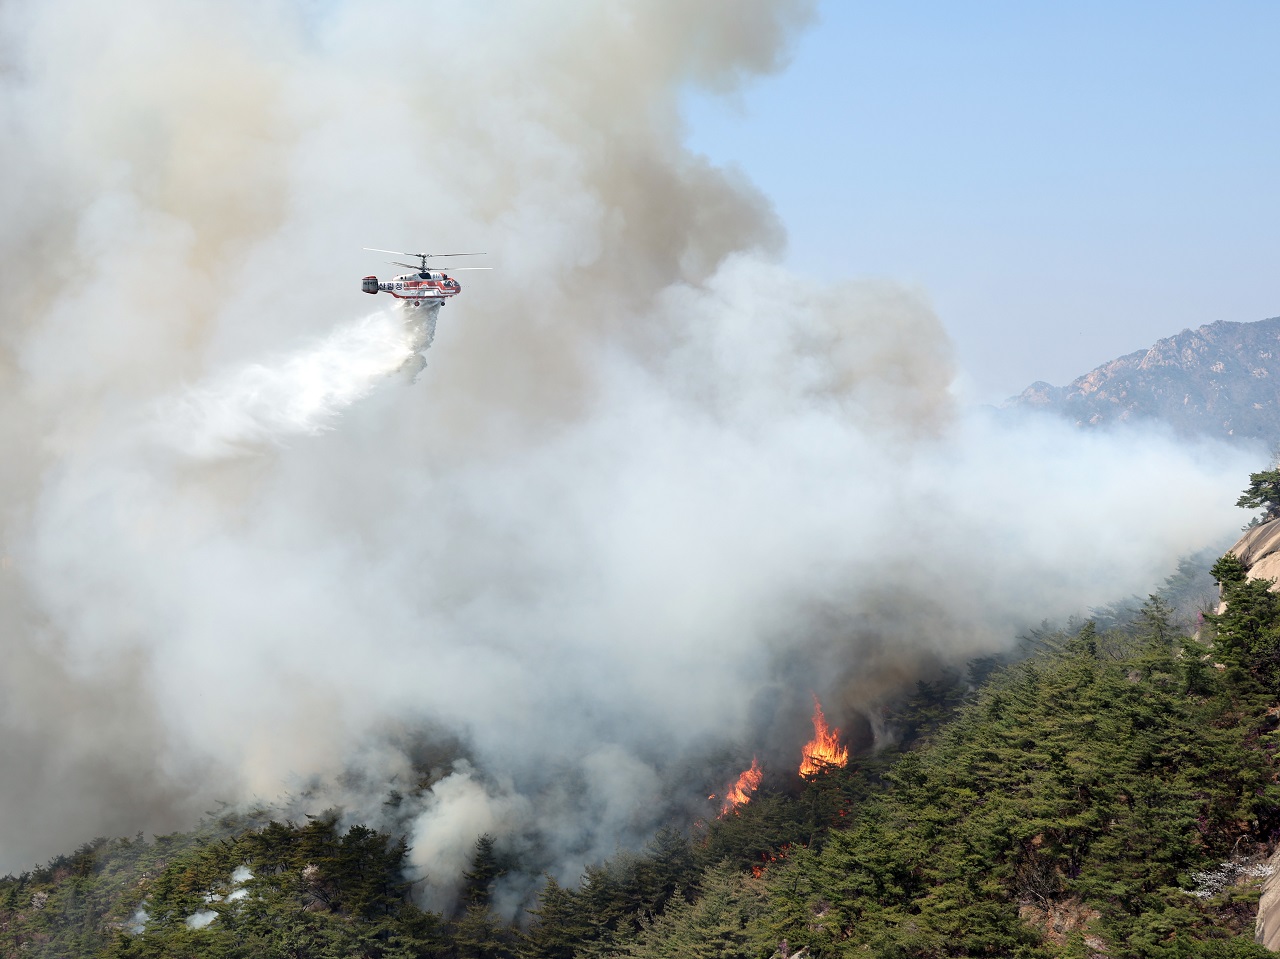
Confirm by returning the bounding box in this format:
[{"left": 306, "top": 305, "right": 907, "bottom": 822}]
[
  {"left": 365, "top": 247, "right": 487, "bottom": 259},
  {"left": 441, "top": 267, "right": 493, "bottom": 271},
  {"left": 389, "top": 261, "right": 420, "bottom": 270}
]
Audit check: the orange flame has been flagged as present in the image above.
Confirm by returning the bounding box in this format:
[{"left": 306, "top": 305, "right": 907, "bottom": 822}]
[
  {"left": 719, "top": 757, "right": 763, "bottom": 816},
  {"left": 751, "top": 843, "right": 793, "bottom": 878},
  {"left": 799, "top": 695, "right": 848, "bottom": 777}
]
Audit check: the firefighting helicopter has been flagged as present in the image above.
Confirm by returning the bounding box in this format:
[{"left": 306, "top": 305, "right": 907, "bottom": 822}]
[{"left": 360, "top": 248, "right": 489, "bottom": 307}]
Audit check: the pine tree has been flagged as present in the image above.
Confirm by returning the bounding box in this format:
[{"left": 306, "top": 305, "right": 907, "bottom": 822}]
[
  {"left": 1236, "top": 469, "right": 1280, "bottom": 518},
  {"left": 461, "top": 834, "right": 503, "bottom": 910},
  {"left": 522, "top": 878, "right": 589, "bottom": 959}
]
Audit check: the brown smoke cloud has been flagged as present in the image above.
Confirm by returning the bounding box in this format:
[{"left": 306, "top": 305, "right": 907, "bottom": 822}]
[{"left": 0, "top": 0, "right": 1257, "bottom": 910}]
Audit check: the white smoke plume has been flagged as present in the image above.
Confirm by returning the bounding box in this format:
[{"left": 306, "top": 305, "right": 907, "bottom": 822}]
[{"left": 0, "top": 0, "right": 1260, "bottom": 914}]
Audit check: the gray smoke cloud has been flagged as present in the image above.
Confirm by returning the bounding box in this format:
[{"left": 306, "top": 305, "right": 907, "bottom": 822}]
[{"left": 0, "top": 0, "right": 1259, "bottom": 911}]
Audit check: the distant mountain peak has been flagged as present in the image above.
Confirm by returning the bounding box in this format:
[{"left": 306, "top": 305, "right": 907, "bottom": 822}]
[{"left": 1005, "top": 316, "right": 1280, "bottom": 441}]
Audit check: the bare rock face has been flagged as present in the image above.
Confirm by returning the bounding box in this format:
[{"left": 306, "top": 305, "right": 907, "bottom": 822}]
[
  {"left": 1228, "top": 521, "right": 1280, "bottom": 587},
  {"left": 1018, "top": 899, "right": 1104, "bottom": 953},
  {"left": 1006, "top": 317, "right": 1280, "bottom": 442},
  {"left": 1259, "top": 850, "right": 1280, "bottom": 950},
  {"left": 1234, "top": 519, "right": 1280, "bottom": 950}
]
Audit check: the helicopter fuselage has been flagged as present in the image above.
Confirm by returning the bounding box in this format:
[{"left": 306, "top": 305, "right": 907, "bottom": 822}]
[{"left": 361, "top": 270, "right": 460, "bottom": 306}]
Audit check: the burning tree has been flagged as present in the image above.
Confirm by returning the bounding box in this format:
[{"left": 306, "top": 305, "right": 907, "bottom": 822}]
[
  {"left": 719, "top": 758, "right": 763, "bottom": 817},
  {"left": 799, "top": 696, "right": 848, "bottom": 778}
]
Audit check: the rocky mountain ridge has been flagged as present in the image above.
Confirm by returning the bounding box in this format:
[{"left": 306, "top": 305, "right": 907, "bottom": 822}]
[{"left": 1007, "top": 316, "right": 1280, "bottom": 442}]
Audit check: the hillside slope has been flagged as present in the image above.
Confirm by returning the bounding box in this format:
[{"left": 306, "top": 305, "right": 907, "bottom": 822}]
[{"left": 6, "top": 599, "right": 1280, "bottom": 957}]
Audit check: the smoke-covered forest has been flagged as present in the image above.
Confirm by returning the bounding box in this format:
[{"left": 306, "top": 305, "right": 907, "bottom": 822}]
[
  {"left": 6, "top": 543, "right": 1280, "bottom": 958},
  {"left": 5, "top": 3, "right": 1280, "bottom": 957}
]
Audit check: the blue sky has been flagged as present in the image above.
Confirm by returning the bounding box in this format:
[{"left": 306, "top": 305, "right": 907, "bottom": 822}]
[{"left": 682, "top": 1, "right": 1280, "bottom": 402}]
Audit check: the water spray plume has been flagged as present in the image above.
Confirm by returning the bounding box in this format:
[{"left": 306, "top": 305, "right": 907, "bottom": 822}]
[
  {"left": 718, "top": 757, "right": 763, "bottom": 817},
  {"left": 157, "top": 306, "right": 438, "bottom": 459},
  {"left": 799, "top": 696, "right": 848, "bottom": 778}
]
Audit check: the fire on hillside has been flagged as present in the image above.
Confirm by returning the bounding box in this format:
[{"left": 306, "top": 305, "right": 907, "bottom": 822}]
[
  {"left": 799, "top": 695, "right": 849, "bottom": 778},
  {"left": 712, "top": 695, "right": 849, "bottom": 817},
  {"left": 716, "top": 757, "right": 763, "bottom": 817}
]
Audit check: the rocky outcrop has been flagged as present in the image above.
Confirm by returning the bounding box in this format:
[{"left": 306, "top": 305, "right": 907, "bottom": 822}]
[
  {"left": 1228, "top": 521, "right": 1280, "bottom": 587},
  {"left": 1007, "top": 317, "right": 1280, "bottom": 442},
  {"left": 1260, "top": 852, "right": 1280, "bottom": 950},
  {"left": 1018, "top": 899, "right": 1104, "bottom": 954},
  {"left": 1226, "top": 519, "right": 1280, "bottom": 949}
]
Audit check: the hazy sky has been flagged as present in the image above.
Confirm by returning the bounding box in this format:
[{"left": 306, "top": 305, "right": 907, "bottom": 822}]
[{"left": 683, "top": 1, "right": 1280, "bottom": 403}]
